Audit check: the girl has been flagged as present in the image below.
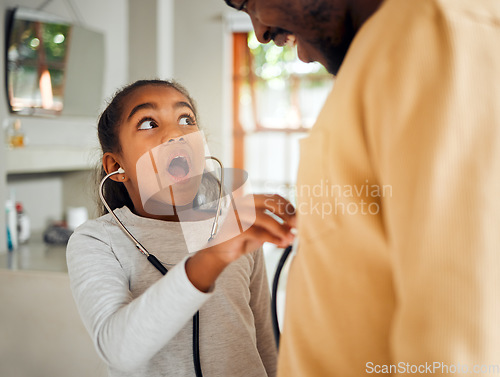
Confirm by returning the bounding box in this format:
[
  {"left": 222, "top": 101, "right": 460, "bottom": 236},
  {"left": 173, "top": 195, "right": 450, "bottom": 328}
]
[{"left": 66, "top": 79, "right": 295, "bottom": 377}]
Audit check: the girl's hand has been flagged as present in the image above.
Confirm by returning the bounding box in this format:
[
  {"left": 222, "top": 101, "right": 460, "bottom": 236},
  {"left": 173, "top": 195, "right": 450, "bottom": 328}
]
[{"left": 185, "top": 194, "right": 296, "bottom": 292}]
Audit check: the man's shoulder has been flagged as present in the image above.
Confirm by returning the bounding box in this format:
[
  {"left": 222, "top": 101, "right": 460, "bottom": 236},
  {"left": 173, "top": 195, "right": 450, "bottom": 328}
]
[
  {"left": 374, "top": 0, "right": 500, "bottom": 27},
  {"left": 435, "top": 0, "right": 500, "bottom": 21}
]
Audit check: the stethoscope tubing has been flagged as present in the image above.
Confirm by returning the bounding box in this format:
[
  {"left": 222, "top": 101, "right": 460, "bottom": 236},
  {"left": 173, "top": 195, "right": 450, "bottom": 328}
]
[
  {"left": 271, "top": 244, "right": 293, "bottom": 348},
  {"left": 98, "top": 170, "right": 151, "bottom": 257},
  {"left": 98, "top": 156, "right": 226, "bottom": 377},
  {"left": 99, "top": 156, "right": 294, "bottom": 372}
]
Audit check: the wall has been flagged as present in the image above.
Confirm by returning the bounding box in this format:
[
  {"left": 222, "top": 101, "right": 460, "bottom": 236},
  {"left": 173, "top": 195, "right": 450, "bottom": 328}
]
[
  {"left": 0, "top": 0, "right": 129, "bottom": 249},
  {"left": 128, "top": 0, "right": 159, "bottom": 81},
  {"left": 128, "top": 0, "right": 174, "bottom": 81},
  {"left": 173, "top": 0, "right": 235, "bottom": 166},
  {"left": 0, "top": 0, "right": 6, "bottom": 251}
]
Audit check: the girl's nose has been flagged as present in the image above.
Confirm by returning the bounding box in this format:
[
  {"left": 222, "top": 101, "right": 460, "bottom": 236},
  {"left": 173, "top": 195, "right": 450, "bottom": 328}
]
[
  {"left": 167, "top": 136, "right": 185, "bottom": 144},
  {"left": 161, "top": 126, "right": 186, "bottom": 144},
  {"left": 161, "top": 129, "right": 186, "bottom": 144}
]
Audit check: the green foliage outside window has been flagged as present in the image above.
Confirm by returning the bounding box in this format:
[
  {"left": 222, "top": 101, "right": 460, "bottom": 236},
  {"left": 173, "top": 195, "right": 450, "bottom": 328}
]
[{"left": 247, "top": 31, "right": 329, "bottom": 87}]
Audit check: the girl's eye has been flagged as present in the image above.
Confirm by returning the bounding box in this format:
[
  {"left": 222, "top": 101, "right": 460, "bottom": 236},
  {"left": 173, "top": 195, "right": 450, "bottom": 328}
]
[
  {"left": 179, "top": 115, "right": 196, "bottom": 126},
  {"left": 138, "top": 119, "right": 158, "bottom": 130}
]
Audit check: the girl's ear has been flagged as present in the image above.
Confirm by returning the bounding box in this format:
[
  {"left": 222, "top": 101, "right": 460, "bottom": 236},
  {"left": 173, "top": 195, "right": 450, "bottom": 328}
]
[{"left": 103, "top": 152, "right": 128, "bottom": 182}]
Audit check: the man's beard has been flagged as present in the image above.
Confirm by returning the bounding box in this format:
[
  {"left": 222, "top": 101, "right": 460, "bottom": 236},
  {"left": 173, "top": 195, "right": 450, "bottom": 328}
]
[
  {"left": 318, "top": 37, "right": 352, "bottom": 75},
  {"left": 313, "top": 19, "right": 355, "bottom": 75}
]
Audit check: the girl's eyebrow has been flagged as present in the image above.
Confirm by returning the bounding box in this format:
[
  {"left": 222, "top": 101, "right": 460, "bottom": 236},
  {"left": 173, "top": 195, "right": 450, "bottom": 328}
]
[
  {"left": 127, "top": 102, "right": 157, "bottom": 121},
  {"left": 127, "top": 101, "right": 194, "bottom": 121},
  {"left": 175, "top": 101, "right": 195, "bottom": 114}
]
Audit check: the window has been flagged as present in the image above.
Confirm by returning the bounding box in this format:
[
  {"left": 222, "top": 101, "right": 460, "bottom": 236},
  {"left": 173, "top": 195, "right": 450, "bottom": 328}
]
[
  {"left": 232, "top": 31, "right": 334, "bottom": 306},
  {"left": 232, "top": 32, "right": 334, "bottom": 200}
]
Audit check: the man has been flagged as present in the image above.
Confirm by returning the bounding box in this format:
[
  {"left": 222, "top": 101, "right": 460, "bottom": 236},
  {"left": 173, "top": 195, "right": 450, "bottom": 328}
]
[{"left": 224, "top": 0, "right": 500, "bottom": 376}]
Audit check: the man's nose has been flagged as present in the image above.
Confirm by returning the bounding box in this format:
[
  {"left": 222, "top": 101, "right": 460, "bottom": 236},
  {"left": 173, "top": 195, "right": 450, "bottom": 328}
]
[{"left": 250, "top": 15, "right": 272, "bottom": 44}]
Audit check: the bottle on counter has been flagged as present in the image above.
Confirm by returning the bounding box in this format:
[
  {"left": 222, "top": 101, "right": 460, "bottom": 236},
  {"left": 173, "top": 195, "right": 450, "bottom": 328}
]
[
  {"left": 8, "top": 119, "right": 25, "bottom": 148},
  {"left": 5, "top": 199, "right": 18, "bottom": 250}
]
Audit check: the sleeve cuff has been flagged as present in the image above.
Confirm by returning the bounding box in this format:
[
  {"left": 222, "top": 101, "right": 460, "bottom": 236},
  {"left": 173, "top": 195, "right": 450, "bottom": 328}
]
[{"left": 173, "top": 255, "right": 216, "bottom": 296}]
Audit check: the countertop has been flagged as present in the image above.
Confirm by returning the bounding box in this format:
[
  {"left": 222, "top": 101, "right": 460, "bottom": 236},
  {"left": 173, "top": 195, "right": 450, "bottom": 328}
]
[{"left": 0, "top": 234, "right": 68, "bottom": 272}]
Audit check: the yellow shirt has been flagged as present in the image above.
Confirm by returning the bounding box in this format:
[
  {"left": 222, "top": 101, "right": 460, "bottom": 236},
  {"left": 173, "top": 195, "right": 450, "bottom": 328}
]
[{"left": 278, "top": 0, "right": 500, "bottom": 375}]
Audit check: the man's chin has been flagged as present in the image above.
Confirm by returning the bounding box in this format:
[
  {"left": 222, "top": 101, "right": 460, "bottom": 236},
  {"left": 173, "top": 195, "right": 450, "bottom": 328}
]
[
  {"left": 296, "top": 39, "right": 344, "bottom": 75},
  {"left": 296, "top": 41, "right": 313, "bottom": 64},
  {"left": 324, "top": 50, "right": 348, "bottom": 75}
]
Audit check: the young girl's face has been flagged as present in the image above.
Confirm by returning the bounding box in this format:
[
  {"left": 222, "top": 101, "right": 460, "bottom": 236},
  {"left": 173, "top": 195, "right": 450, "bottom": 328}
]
[{"left": 106, "top": 84, "right": 205, "bottom": 219}]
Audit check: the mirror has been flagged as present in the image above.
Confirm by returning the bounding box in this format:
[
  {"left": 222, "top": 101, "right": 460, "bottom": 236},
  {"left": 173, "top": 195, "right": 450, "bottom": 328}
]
[{"left": 5, "top": 7, "right": 104, "bottom": 117}]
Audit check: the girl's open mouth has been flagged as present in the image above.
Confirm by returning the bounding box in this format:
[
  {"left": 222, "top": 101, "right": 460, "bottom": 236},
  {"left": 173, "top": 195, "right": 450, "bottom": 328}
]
[
  {"left": 165, "top": 147, "right": 194, "bottom": 183},
  {"left": 168, "top": 156, "right": 190, "bottom": 179}
]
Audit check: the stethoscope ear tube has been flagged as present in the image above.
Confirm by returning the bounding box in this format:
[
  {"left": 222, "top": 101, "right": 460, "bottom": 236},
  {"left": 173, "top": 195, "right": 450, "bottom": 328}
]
[{"left": 271, "top": 245, "right": 293, "bottom": 348}]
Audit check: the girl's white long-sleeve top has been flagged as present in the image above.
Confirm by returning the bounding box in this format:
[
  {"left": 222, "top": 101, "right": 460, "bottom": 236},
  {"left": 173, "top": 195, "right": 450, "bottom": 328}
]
[{"left": 66, "top": 206, "right": 277, "bottom": 377}]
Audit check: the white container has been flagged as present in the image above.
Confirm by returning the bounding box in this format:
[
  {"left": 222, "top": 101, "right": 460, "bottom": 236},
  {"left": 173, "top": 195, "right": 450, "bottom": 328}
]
[
  {"left": 17, "top": 212, "right": 30, "bottom": 244},
  {"left": 66, "top": 207, "right": 89, "bottom": 230}
]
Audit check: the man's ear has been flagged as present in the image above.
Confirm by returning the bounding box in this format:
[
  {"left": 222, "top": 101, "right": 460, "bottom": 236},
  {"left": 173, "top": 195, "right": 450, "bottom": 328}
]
[{"left": 103, "top": 152, "right": 128, "bottom": 182}]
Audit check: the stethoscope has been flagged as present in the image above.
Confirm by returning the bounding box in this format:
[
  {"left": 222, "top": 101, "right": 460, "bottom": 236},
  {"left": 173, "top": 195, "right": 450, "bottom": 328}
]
[
  {"left": 270, "top": 243, "right": 294, "bottom": 348},
  {"left": 98, "top": 156, "right": 224, "bottom": 377},
  {"left": 99, "top": 155, "right": 294, "bottom": 375}
]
